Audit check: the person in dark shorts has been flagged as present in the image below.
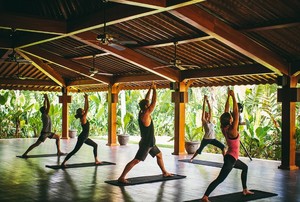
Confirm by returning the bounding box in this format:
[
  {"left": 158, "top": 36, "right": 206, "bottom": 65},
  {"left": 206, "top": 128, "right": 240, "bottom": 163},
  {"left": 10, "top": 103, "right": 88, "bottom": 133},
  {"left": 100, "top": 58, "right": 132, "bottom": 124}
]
[
  {"left": 61, "top": 94, "right": 101, "bottom": 167},
  {"left": 201, "top": 90, "right": 254, "bottom": 202},
  {"left": 118, "top": 83, "right": 173, "bottom": 184},
  {"left": 190, "top": 95, "right": 225, "bottom": 162},
  {"left": 22, "top": 94, "right": 64, "bottom": 157}
]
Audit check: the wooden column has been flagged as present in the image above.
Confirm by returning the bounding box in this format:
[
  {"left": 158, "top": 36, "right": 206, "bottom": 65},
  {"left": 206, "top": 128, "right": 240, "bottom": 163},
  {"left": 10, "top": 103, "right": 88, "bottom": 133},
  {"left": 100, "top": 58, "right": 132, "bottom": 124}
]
[
  {"left": 59, "top": 87, "right": 71, "bottom": 139},
  {"left": 107, "top": 83, "right": 119, "bottom": 146},
  {"left": 171, "top": 82, "right": 188, "bottom": 155},
  {"left": 277, "top": 75, "right": 299, "bottom": 170}
]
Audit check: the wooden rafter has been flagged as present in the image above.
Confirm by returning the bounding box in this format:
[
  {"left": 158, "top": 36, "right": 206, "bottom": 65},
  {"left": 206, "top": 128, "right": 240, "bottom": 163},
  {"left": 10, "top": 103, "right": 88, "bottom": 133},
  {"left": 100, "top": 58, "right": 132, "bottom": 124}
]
[{"left": 169, "top": 5, "right": 289, "bottom": 75}]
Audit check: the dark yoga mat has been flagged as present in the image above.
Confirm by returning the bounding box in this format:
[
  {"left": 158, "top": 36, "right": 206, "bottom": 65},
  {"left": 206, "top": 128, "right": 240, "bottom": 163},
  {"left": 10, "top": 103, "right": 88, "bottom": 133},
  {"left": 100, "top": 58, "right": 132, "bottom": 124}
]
[
  {"left": 105, "top": 174, "right": 186, "bottom": 186},
  {"left": 185, "top": 190, "right": 278, "bottom": 202},
  {"left": 179, "top": 159, "right": 223, "bottom": 168},
  {"left": 46, "top": 161, "right": 116, "bottom": 169},
  {"left": 16, "top": 153, "right": 67, "bottom": 158}
]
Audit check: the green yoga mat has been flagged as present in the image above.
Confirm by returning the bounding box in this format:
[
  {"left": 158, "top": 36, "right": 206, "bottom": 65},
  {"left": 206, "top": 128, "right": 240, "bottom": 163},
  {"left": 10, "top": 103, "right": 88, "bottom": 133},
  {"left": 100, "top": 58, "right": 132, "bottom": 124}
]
[
  {"left": 185, "top": 190, "right": 278, "bottom": 202},
  {"left": 46, "top": 161, "right": 116, "bottom": 169},
  {"left": 105, "top": 174, "right": 186, "bottom": 186},
  {"left": 16, "top": 153, "right": 67, "bottom": 158},
  {"left": 179, "top": 159, "right": 223, "bottom": 168}
]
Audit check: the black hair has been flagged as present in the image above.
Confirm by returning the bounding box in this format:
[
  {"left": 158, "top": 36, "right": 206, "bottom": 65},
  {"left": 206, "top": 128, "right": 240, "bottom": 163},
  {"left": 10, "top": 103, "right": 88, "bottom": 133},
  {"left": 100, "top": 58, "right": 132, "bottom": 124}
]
[
  {"left": 139, "top": 99, "right": 149, "bottom": 110},
  {"left": 40, "top": 106, "right": 46, "bottom": 113},
  {"left": 75, "top": 108, "right": 83, "bottom": 119},
  {"left": 238, "top": 103, "right": 244, "bottom": 113},
  {"left": 220, "top": 112, "right": 231, "bottom": 128}
]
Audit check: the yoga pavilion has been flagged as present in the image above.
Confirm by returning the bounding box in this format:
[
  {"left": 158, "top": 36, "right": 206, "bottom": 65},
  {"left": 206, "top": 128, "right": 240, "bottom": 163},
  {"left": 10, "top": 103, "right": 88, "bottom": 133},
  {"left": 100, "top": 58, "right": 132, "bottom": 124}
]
[{"left": 0, "top": 1, "right": 299, "bottom": 201}]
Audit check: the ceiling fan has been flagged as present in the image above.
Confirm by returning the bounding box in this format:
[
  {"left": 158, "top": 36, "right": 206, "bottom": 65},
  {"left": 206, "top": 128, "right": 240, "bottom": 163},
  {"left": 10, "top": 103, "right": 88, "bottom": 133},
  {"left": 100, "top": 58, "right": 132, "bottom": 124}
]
[
  {"left": 154, "top": 42, "right": 198, "bottom": 70},
  {"left": 95, "top": 0, "right": 137, "bottom": 50},
  {"left": 0, "top": 61, "right": 35, "bottom": 80},
  {"left": 88, "top": 55, "right": 113, "bottom": 76},
  {"left": 0, "top": 48, "right": 31, "bottom": 64}
]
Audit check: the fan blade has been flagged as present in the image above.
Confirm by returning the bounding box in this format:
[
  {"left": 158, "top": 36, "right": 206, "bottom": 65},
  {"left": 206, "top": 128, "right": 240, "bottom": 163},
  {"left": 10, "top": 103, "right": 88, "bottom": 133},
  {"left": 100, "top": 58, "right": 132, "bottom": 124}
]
[
  {"left": 153, "top": 65, "right": 172, "bottom": 70},
  {"left": 117, "top": 40, "right": 138, "bottom": 45},
  {"left": 108, "top": 43, "right": 125, "bottom": 51}
]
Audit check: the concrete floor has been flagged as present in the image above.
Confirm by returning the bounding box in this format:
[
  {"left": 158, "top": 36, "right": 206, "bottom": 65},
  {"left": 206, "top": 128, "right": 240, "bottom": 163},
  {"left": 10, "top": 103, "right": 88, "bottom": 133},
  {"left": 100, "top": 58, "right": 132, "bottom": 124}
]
[{"left": 0, "top": 138, "right": 299, "bottom": 202}]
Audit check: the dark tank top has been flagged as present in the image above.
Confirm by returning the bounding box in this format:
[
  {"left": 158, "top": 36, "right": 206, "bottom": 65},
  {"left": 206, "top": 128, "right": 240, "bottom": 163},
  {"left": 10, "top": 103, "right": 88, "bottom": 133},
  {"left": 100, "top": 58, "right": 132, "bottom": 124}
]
[
  {"left": 80, "top": 120, "right": 89, "bottom": 138},
  {"left": 138, "top": 113, "right": 155, "bottom": 147}
]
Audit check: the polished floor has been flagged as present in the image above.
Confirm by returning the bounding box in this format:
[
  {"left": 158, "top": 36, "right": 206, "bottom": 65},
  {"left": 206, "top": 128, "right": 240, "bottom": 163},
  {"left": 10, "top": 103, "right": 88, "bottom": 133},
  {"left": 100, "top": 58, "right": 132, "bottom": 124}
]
[{"left": 0, "top": 138, "right": 299, "bottom": 202}]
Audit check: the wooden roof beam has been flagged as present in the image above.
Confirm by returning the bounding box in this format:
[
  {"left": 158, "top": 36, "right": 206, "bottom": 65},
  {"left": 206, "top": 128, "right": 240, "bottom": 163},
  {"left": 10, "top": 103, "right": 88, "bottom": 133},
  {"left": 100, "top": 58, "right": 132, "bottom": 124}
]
[
  {"left": 169, "top": 5, "right": 289, "bottom": 75},
  {"left": 73, "top": 32, "right": 179, "bottom": 82},
  {"left": 0, "top": 13, "right": 67, "bottom": 35},
  {"left": 181, "top": 64, "right": 273, "bottom": 81},
  {"left": 16, "top": 50, "right": 66, "bottom": 87},
  {"left": 21, "top": 46, "right": 112, "bottom": 84},
  {"left": 0, "top": 78, "right": 57, "bottom": 86},
  {"left": 114, "top": 74, "right": 164, "bottom": 83}
]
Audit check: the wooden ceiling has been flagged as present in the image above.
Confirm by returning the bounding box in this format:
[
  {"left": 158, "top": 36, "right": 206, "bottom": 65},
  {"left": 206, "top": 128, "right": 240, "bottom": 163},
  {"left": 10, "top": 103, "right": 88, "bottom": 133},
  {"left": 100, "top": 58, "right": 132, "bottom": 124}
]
[{"left": 0, "top": 0, "right": 299, "bottom": 92}]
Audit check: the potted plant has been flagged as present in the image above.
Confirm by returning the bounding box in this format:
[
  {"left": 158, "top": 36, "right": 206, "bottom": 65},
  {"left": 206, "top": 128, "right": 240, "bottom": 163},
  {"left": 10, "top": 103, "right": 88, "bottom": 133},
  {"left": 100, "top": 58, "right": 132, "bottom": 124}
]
[
  {"left": 117, "top": 112, "right": 134, "bottom": 145},
  {"left": 185, "top": 125, "right": 203, "bottom": 154}
]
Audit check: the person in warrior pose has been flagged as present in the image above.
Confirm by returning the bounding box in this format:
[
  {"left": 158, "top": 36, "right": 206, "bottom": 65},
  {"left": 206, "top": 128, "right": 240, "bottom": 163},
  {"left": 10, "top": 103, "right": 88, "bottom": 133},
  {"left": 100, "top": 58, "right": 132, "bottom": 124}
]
[
  {"left": 201, "top": 90, "right": 254, "bottom": 202},
  {"left": 22, "top": 94, "right": 64, "bottom": 157},
  {"left": 190, "top": 95, "right": 225, "bottom": 162},
  {"left": 61, "top": 94, "right": 101, "bottom": 167},
  {"left": 118, "top": 83, "right": 173, "bottom": 183}
]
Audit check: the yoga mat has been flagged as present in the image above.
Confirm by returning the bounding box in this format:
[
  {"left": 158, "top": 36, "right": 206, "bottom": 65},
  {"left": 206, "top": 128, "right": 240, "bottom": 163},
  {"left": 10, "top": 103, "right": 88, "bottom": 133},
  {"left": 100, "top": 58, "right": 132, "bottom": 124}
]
[
  {"left": 16, "top": 153, "right": 67, "bottom": 158},
  {"left": 105, "top": 174, "right": 186, "bottom": 186},
  {"left": 46, "top": 161, "right": 116, "bottom": 169},
  {"left": 185, "top": 190, "right": 278, "bottom": 202},
  {"left": 179, "top": 159, "right": 223, "bottom": 168}
]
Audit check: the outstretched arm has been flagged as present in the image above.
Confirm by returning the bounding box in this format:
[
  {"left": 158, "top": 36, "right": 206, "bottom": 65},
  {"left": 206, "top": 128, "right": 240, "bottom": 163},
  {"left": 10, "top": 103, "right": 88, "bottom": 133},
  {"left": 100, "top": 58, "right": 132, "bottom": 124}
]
[
  {"left": 44, "top": 94, "right": 50, "bottom": 114},
  {"left": 206, "top": 97, "right": 212, "bottom": 122}
]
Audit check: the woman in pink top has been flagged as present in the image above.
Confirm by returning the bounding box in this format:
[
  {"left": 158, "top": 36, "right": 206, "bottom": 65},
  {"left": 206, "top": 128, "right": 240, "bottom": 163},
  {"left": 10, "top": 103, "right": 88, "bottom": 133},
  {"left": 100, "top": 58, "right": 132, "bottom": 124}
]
[{"left": 201, "top": 90, "right": 253, "bottom": 202}]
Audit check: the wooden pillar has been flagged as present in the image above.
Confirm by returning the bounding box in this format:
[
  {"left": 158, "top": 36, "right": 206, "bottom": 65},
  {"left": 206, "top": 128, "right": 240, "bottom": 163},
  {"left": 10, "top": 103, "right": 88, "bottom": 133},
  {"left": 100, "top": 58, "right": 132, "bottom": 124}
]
[
  {"left": 277, "top": 75, "right": 299, "bottom": 170},
  {"left": 59, "top": 87, "right": 71, "bottom": 139},
  {"left": 171, "top": 82, "right": 188, "bottom": 155},
  {"left": 107, "top": 83, "right": 119, "bottom": 146}
]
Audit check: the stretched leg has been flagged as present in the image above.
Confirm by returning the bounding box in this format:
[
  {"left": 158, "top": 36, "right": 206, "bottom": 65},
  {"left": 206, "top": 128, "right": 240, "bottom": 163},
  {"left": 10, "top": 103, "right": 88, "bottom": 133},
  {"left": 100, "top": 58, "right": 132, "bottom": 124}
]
[
  {"left": 61, "top": 137, "right": 85, "bottom": 167},
  {"left": 22, "top": 140, "right": 42, "bottom": 157},
  {"left": 118, "top": 158, "right": 140, "bottom": 183},
  {"left": 85, "top": 138, "right": 101, "bottom": 164},
  {"left": 190, "top": 139, "right": 210, "bottom": 162},
  {"left": 202, "top": 155, "right": 236, "bottom": 201},
  {"left": 234, "top": 159, "right": 254, "bottom": 195},
  {"left": 156, "top": 152, "right": 173, "bottom": 177},
  {"left": 209, "top": 139, "right": 226, "bottom": 156},
  {"left": 52, "top": 134, "right": 64, "bottom": 155}
]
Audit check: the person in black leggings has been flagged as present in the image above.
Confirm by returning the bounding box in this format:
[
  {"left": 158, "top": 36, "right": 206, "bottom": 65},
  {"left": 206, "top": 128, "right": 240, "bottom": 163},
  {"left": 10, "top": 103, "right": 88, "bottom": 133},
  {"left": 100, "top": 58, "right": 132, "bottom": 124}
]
[
  {"left": 61, "top": 94, "right": 101, "bottom": 167},
  {"left": 201, "top": 90, "right": 254, "bottom": 202}
]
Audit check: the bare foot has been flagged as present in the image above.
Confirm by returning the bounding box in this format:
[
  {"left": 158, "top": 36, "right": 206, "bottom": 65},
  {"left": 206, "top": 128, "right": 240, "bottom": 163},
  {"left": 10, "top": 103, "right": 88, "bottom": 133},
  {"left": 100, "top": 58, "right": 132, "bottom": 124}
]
[
  {"left": 190, "top": 158, "right": 194, "bottom": 162},
  {"left": 95, "top": 161, "right": 102, "bottom": 165},
  {"left": 61, "top": 163, "right": 67, "bottom": 168},
  {"left": 21, "top": 154, "right": 28, "bottom": 158},
  {"left": 201, "top": 195, "right": 210, "bottom": 202},
  {"left": 118, "top": 178, "right": 130, "bottom": 184},
  {"left": 163, "top": 172, "right": 174, "bottom": 177},
  {"left": 57, "top": 152, "right": 66, "bottom": 156},
  {"left": 243, "top": 189, "right": 254, "bottom": 195}
]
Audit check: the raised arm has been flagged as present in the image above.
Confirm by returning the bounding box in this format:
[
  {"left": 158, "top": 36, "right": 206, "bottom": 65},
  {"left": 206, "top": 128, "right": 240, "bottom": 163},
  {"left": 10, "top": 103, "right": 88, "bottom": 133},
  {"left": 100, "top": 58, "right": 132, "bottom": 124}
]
[
  {"left": 83, "top": 94, "right": 89, "bottom": 118},
  {"left": 229, "top": 90, "right": 239, "bottom": 137},
  {"left": 224, "top": 90, "right": 230, "bottom": 113},
  {"left": 145, "top": 85, "right": 152, "bottom": 100},
  {"left": 206, "top": 96, "right": 212, "bottom": 122},
  {"left": 201, "top": 95, "right": 207, "bottom": 123},
  {"left": 44, "top": 94, "right": 50, "bottom": 114},
  {"left": 147, "top": 84, "right": 156, "bottom": 114}
]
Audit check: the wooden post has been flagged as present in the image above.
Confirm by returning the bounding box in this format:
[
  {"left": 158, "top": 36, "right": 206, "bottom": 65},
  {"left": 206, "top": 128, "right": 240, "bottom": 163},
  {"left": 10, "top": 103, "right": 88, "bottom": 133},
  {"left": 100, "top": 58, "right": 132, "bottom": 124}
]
[
  {"left": 277, "top": 75, "right": 299, "bottom": 170},
  {"left": 107, "top": 83, "right": 119, "bottom": 146},
  {"left": 171, "top": 82, "right": 188, "bottom": 155},
  {"left": 58, "top": 87, "right": 71, "bottom": 139}
]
